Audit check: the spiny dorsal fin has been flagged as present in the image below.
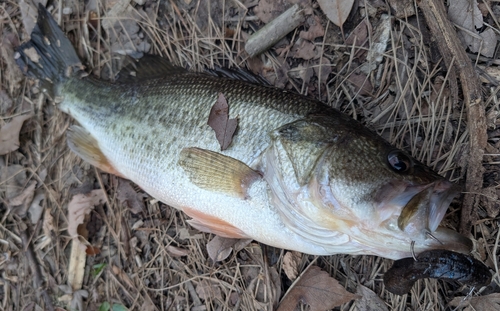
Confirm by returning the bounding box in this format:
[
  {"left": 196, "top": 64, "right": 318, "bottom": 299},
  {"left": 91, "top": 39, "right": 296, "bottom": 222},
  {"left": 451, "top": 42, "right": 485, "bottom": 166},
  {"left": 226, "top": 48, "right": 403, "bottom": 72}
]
[
  {"left": 178, "top": 147, "right": 261, "bottom": 199},
  {"left": 67, "top": 126, "right": 123, "bottom": 177},
  {"left": 204, "top": 66, "right": 271, "bottom": 85},
  {"left": 116, "top": 54, "right": 188, "bottom": 82}
]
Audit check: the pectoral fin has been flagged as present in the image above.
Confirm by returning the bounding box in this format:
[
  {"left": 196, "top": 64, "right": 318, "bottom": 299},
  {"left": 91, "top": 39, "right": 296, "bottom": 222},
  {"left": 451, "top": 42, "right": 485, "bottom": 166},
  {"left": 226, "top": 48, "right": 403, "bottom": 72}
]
[
  {"left": 178, "top": 147, "right": 261, "bottom": 198},
  {"left": 67, "top": 126, "right": 123, "bottom": 177}
]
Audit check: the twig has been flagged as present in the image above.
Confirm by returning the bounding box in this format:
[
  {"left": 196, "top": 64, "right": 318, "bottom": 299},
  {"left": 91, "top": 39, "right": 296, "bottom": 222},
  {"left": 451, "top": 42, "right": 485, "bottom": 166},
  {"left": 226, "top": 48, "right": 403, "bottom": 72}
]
[
  {"left": 417, "top": 0, "right": 487, "bottom": 235},
  {"left": 19, "top": 223, "right": 55, "bottom": 311},
  {"left": 244, "top": 4, "right": 305, "bottom": 57}
]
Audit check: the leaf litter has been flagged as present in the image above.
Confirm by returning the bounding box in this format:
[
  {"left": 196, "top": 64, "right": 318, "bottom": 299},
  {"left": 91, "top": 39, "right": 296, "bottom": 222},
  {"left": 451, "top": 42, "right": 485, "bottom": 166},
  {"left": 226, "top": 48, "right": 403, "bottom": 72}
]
[
  {"left": 2, "top": 0, "right": 499, "bottom": 310},
  {"left": 277, "top": 265, "right": 360, "bottom": 311},
  {"left": 207, "top": 93, "right": 238, "bottom": 151}
]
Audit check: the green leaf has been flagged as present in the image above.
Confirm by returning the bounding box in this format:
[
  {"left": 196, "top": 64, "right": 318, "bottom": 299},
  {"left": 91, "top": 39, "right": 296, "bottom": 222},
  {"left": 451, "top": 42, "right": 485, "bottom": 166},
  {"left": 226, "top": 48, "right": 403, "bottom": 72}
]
[
  {"left": 98, "top": 302, "right": 111, "bottom": 311},
  {"left": 111, "top": 304, "right": 128, "bottom": 311},
  {"left": 92, "top": 263, "right": 107, "bottom": 277}
]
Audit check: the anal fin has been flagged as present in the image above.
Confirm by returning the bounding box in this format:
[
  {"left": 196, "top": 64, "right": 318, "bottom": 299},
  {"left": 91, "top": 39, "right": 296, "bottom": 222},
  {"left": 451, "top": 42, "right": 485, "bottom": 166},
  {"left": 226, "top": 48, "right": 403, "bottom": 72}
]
[
  {"left": 183, "top": 207, "right": 250, "bottom": 239},
  {"left": 178, "top": 147, "right": 261, "bottom": 198},
  {"left": 67, "top": 126, "right": 123, "bottom": 177}
]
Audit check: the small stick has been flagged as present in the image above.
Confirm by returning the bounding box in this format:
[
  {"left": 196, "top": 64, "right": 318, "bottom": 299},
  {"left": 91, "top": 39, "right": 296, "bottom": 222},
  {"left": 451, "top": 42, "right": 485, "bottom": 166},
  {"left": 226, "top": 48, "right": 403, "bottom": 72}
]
[
  {"left": 20, "top": 224, "right": 55, "bottom": 311},
  {"left": 245, "top": 4, "right": 305, "bottom": 57},
  {"left": 417, "top": 0, "right": 486, "bottom": 235}
]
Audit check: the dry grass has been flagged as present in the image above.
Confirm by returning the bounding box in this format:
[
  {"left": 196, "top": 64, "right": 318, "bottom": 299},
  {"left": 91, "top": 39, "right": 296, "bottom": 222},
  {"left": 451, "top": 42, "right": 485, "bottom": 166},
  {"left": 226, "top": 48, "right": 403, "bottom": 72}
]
[{"left": 0, "top": 0, "right": 499, "bottom": 310}]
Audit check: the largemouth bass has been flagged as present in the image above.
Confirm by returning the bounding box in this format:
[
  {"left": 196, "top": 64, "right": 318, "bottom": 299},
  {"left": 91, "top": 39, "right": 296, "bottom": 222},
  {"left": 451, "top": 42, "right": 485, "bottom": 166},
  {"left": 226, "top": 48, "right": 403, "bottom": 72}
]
[{"left": 16, "top": 5, "right": 472, "bottom": 259}]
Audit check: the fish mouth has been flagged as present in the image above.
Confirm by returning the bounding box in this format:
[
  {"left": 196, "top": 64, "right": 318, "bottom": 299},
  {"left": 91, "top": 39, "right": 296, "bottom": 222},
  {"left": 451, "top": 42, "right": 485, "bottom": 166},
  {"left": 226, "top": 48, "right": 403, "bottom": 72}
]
[{"left": 397, "top": 180, "right": 472, "bottom": 253}]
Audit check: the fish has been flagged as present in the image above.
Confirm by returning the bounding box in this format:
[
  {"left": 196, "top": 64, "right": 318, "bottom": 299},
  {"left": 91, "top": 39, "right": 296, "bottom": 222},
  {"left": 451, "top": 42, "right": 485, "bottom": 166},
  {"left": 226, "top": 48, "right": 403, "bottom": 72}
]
[{"left": 15, "top": 4, "right": 473, "bottom": 260}]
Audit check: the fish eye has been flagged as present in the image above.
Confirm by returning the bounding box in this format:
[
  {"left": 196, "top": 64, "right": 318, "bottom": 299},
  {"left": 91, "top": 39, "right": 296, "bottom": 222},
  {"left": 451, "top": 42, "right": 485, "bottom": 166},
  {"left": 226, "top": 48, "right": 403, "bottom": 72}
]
[{"left": 387, "top": 150, "right": 412, "bottom": 173}]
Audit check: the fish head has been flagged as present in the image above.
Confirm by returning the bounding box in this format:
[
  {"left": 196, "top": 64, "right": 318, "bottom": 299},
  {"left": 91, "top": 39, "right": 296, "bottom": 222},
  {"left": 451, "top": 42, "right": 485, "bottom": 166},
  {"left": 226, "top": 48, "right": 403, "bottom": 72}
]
[{"left": 268, "top": 114, "right": 472, "bottom": 259}]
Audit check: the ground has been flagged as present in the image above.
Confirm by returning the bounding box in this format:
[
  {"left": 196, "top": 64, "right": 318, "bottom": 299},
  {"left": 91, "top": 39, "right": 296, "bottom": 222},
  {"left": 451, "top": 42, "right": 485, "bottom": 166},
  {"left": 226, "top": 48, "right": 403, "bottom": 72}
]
[{"left": 0, "top": 0, "right": 499, "bottom": 310}]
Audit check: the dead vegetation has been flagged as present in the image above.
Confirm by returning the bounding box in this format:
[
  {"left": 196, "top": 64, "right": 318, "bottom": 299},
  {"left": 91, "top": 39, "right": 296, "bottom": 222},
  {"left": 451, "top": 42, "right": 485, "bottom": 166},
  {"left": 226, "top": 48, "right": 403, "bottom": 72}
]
[{"left": 0, "top": 0, "right": 499, "bottom": 310}]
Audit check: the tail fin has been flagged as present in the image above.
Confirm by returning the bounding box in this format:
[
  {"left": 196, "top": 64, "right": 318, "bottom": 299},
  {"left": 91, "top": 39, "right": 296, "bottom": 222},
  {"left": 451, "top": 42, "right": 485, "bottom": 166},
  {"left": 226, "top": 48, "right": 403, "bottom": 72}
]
[{"left": 15, "top": 4, "right": 83, "bottom": 98}]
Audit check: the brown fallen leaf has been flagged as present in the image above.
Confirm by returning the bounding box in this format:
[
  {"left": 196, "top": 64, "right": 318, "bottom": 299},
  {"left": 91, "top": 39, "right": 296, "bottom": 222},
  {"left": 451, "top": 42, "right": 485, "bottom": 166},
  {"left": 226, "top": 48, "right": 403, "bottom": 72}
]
[
  {"left": 448, "top": 0, "right": 496, "bottom": 57},
  {"left": 111, "top": 265, "right": 135, "bottom": 288},
  {"left": 206, "top": 235, "right": 251, "bottom": 262},
  {"left": 196, "top": 280, "right": 223, "bottom": 301},
  {"left": 166, "top": 245, "right": 190, "bottom": 257},
  {"left": 207, "top": 93, "right": 238, "bottom": 151},
  {"left": 116, "top": 179, "right": 144, "bottom": 214},
  {"left": 67, "top": 189, "right": 106, "bottom": 239},
  {"left": 0, "top": 89, "right": 13, "bottom": 114},
  {"left": 9, "top": 180, "right": 36, "bottom": 207},
  {"left": 277, "top": 266, "right": 359, "bottom": 311},
  {"left": 1, "top": 33, "right": 24, "bottom": 94},
  {"left": 283, "top": 251, "right": 302, "bottom": 280},
  {"left": 448, "top": 293, "right": 500, "bottom": 311},
  {"left": 291, "top": 39, "right": 317, "bottom": 60},
  {"left": 67, "top": 189, "right": 106, "bottom": 291},
  {"left": 254, "top": 0, "right": 288, "bottom": 24},
  {"left": 0, "top": 114, "right": 31, "bottom": 155},
  {"left": 28, "top": 190, "right": 45, "bottom": 224},
  {"left": 300, "top": 15, "right": 325, "bottom": 41},
  {"left": 317, "top": 0, "right": 355, "bottom": 28},
  {"left": 355, "top": 285, "right": 388, "bottom": 311}
]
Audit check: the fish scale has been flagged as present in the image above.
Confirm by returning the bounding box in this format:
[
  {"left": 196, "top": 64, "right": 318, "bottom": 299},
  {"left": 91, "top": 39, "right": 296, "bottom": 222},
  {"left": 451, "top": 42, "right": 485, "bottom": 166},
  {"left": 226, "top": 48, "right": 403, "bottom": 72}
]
[{"left": 15, "top": 4, "right": 474, "bottom": 259}]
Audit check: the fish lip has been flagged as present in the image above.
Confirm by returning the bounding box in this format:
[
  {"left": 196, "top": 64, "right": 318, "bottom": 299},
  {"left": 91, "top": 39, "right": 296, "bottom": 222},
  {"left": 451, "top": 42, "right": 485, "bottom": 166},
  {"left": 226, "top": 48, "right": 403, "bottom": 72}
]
[
  {"left": 427, "top": 180, "right": 461, "bottom": 232},
  {"left": 415, "top": 227, "right": 473, "bottom": 254},
  {"left": 407, "top": 180, "right": 472, "bottom": 254},
  {"left": 396, "top": 179, "right": 461, "bottom": 240}
]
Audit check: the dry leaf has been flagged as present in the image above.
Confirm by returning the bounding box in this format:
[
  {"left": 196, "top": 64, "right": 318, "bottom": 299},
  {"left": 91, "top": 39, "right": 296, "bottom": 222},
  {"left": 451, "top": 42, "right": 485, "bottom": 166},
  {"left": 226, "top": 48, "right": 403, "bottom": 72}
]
[
  {"left": 112, "top": 265, "right": 135, "bottom": 288},
  {"left": 67, "top": 190, "right": 105, "bottom": 291},
  {"left": 345, "top": 19, "right": 369, "bottom": 46},
  {"left": 1, "top": 165, "right": 26, "bottom": 200},
  {"left": 300, "top": 15, "right": 325, "bottom": 41},
  {"left": 277, "top": 266, "right": 359, "bottom": 311},
  {"left": 355, "top": 285, "right": 388, "bottom": 311},
  {"left": 28, "top": 190, "right": 45, "bottom": 224},
  {"left": 9, "top": 180, "right": 36, "bottom": 207},
  {"left": 207, "top": 93, "right": 238, "bottom": 151},
  {"left": 117, "top": 179, "right": 144, "bottom": 214},
  {"left": 317, "top": 0, "right": 355, "bottom": 28},
  {"left": 0, "top": 90, "right": 13, "bottom": 114},
  {"left": 291, "top": 39, "right": 317, "bottom": 60},
  {"left": 449, "top": 293, "right": 500, "bottom": 311},
  {"left": 1, "top": 33, "right": 24, "bottom": 94},
  {"left": 207, "top": 236, "right": 236, "bottom": 261},
  {"left": 254, "top": 0, "right": 288, "bottom": 24},
  {"left": 67, "top": 189, "right": 106, "bottom": 239},
  {"left": 0, "top": 114, "right": 31, "bottom": 155},
  {"left": 477, "top": 28, "right": 497, "bottom": 58},
  {"left": 347, "top": 72, "right": 373, "bottom": 96},
  {"left": 9, "top": 180, "right": 36, "bottom": 218},
  {"left": 448, "top": 0, "right": 496, "bottom": 57},
  {"left": 196, "top": 280, "right": 223, "bottom": 301},
  {"left": 36, "top": 207, "right": 55, "bottom": 249},
  {"left": 387, "top": 0, "right": 416, "bottom": 19},
  {"left": 19, "top": 0, "right": 48, "bottom": 35},
  {"left": 313, "top": 58, "right": 332, "bottom": 84},
  {"left": 166, "top": 245, "right": 190, "bottom": 257},
  {"left": 283, "top": 251, "right": 302, "bottom": 280}
]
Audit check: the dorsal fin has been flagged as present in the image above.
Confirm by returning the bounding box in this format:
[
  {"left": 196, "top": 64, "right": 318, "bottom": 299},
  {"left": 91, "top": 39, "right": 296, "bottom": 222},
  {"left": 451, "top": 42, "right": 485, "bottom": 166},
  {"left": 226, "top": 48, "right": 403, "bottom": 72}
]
[
  {"left": 204, "top": 66, "right": 271, "bottom": 85},
  {"left": 115, "top": 54, "right": 188, "bottom": 82}
]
